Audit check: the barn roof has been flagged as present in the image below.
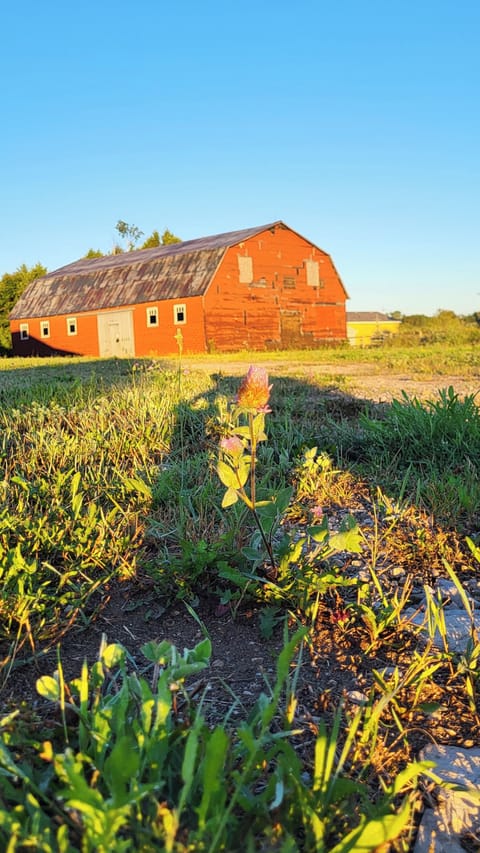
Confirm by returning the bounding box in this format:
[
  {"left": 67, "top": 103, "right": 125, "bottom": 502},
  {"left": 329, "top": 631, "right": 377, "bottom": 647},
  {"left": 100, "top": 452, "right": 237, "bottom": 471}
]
[
  {"left": 347, "top": 312, "right": 396, "bottom": 323},
  {"left": 10, "top": 221, "right": 344, "bottom": 320},
  {"left": 9, "top": 222, "right": 283, "bottom": 320}
]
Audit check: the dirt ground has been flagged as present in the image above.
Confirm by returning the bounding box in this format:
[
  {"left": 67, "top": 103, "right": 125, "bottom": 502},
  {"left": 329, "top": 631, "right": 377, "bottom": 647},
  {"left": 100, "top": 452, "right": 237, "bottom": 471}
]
[{"left": 180, "top": 355, "right": 480, "bottom": 402}]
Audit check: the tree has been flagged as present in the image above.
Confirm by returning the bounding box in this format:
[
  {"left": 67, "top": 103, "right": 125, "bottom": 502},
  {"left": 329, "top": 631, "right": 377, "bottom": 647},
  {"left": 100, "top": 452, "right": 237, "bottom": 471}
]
[
  {"left": 115, "top": 220, "right": 144, "bottom": 252},
  {"left": 83, "top": 248, "right": 104, "bottom": 259},
  {"left": 159, "top": 228, "right": 182, "bottom": 246},
  {"left": 141, "top": 228, "right": 182, "bottom": 249},
  {"left": 141, "top": 230, "right": 161, "bottom": 249},
  {"left": 0, "top": 262, "right": 47, "bottom": 352}
]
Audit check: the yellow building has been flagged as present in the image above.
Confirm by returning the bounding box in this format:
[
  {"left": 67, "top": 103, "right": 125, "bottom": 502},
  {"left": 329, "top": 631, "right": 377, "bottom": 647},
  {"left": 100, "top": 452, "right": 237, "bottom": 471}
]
[{"left": 347, "top": 312, "right": 401, "bottom": 347}]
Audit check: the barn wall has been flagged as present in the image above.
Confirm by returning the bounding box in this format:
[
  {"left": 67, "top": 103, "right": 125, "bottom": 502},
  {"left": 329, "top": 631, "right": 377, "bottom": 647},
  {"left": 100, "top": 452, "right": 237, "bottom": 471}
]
[
  {"left": 10, "top": 296, "right": 207, "bottom": 357},
  {"left": 204, "top": 226, "right": 347, "bottom": 351},
  {"left": 10, "top": 314, "right": 99, "bottom": 357},
  {"left": 132, "top": 296, "right": 206, "bottom": 356}
]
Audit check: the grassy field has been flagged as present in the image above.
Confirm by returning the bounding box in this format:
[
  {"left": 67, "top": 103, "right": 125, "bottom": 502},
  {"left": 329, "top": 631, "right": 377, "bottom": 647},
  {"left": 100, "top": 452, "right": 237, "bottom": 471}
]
[{"left": 0, "top": 347, "right": 479, "bottom": 851}]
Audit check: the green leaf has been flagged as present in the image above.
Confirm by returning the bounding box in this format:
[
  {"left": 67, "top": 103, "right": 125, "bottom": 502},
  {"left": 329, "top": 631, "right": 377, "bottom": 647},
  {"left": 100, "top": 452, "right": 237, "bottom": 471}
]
[
  {"left": 273, "top": 486, "right": 293, "bottom": 515},
  {"left": 197, "top": 727, "right": 229, "bottom": 827},
  {"left": 329, "top": 797, "right": 412, "bottom": 853},
  {"left": 236, "top": 460, "right": 250, "bottom": 487},
  {"left": 308, "top": 521, "right": 329, "bottom": 544},
  {"left": 36, "top": 675, "right": 61, "bottom": 702},
  {"left": 186, "top": 637, "right": 212, "bottom": 663},
  {"left": 330, "top": 516, "right": 363, "bottom": 553},
  {"left": 104, "top": 735, "right": 140, "bottom": 804},
  {"left": 101, "top": 643, "right": 126, "bottom": 669},
  {"left": 222, "top": 487, "right": 239, "bottom": 508},
  {"left": 217, "top": 460, "right": 239, "bottom": 490},
  {"left": 181, "top": 727, "right": 199, "bottom": 791},
  {"left": 141, "top": 640, "right": 173, "bottom": 664}
]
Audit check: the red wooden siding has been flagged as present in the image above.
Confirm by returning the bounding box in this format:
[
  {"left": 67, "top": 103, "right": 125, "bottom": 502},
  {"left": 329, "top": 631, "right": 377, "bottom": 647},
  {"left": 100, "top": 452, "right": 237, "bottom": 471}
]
[
  {"left": 204, "top": 226, "right": 346, "bottom": 351},
  {"left": 132, "top": 296, "right": 206, "bottom": 356},
  {"left": 10, "top": 296, "right": 206, "bottom": 358}
]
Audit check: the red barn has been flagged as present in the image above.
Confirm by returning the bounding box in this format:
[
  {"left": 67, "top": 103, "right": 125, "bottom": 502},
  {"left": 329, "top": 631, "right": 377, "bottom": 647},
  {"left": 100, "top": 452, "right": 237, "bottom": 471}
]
[{"left": 9, "top": 221, "right": 348, "bottom": 357}]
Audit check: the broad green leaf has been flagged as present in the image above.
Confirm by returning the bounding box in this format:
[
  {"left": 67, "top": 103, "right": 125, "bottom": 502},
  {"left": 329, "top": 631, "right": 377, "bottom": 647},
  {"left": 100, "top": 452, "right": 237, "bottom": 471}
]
[
  {"left": 329, "top": 797, "right": 411, "bottom": 853},
  {"left": 186, "top": 637, "right": 212, "bottom": 663},
  {"left": 330, "top": 516, "right": 363, "bottom": 553},
  {"left": 217, "top": 460, "right": 239, "bottom": 490},
  {"left": 236, "top": 460, "right": 250, "bottom": 487},
  {"left": 308, "top": 521, "right": 329, "bottom": 544},
  {"left": 36, "top": 675, "right": 61, "bottom": 702},
  {"left": 141, "top": 639, "right": 173, "bottom": 664},
  {"left": 391, "top": 760, "right": 436, "bottom": 795},
  {"left": 273, "top": 486, "right": 293, "bottom": 515},
  {"left": 222, "top": 487, "right": 238, "bottom": 508},
  {"left": 104, "top": 735, "right": 140, "bottom": 804},
  {"left": 101, "top": 643, "right": 126, "bottom": 669}
]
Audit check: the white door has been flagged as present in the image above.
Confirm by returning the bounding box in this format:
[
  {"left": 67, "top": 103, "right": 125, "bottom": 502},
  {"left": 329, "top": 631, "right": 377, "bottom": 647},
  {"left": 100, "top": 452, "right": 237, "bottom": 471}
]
[{"left": 97, "top": 311, "right": 135, "bottom": 357}]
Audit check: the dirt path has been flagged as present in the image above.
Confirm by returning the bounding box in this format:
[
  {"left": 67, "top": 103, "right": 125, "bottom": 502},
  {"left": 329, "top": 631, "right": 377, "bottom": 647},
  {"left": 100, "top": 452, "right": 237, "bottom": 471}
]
[{"left": 181, "top": 356, "right": 480, "bottom": 402}]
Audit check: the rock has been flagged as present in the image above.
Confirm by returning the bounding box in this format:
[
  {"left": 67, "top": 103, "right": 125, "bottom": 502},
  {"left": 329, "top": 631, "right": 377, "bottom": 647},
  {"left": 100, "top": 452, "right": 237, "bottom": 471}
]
[
  {"left": 414, "top": 745, "right": 480, "bottom": 853},
  {"left": 405, "top": 577, "right": 480, "bottom": 653},
  {"left": 391, "top": 566, "right": 406, "bottom": 579},
  {"left": 406, "top": 608, "right": 480, "bottom": 654},
  {"left": 436, "top": 578, "right": 475, "bottom": 610},
  {"left": 346, "top": 690, "right": 368, "bottom": 705}
]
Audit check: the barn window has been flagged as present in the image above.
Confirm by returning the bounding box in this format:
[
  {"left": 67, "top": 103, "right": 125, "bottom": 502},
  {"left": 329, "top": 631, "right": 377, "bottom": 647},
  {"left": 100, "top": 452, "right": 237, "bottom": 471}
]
[
  {"left": 67, "top": 317, "right": 77, "bottom": 336},
  {"left": 20, "top": 323, "right": 29, "bottom": 341},
  {"left": 40, "top": 320, "right": 50, "bottom": 339},
  {"left": 305, "top": 259, "right": 320, "bottom": 287},
  {"left": 146, "top": 306, "right": 159, "bottom": 327},
  {"left": 283, "top": 276, "right": 296, "bottom": 289},
  {"left": 174, "top": 303, "right": 186, "bottom": 325},
  {"left": 238, "top": 255, "right": 253, "bottom": 284}
]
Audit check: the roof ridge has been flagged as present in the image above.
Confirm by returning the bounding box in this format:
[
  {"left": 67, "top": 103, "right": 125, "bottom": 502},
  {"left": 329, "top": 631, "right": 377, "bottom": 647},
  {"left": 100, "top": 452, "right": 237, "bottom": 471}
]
[{"left": 48, "top": 221, "right": 284, "bottom": 278}]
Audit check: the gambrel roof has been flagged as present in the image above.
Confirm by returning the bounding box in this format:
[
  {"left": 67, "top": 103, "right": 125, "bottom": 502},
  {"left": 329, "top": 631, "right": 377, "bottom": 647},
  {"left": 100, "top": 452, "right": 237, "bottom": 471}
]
[{"left": 10, "top": 221, "right": 345, "bottom": 320}]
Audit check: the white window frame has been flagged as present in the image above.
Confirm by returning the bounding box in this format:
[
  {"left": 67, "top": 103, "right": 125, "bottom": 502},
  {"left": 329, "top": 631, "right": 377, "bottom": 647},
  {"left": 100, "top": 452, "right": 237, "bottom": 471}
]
[
  {"left": 146, "top": 306, "right": 159, "bottom": 327},
  {"left": 40, "top": 320, "right": 50, "bottom": 339},
  {"left": 20, "top": 323, "right": 29, "bottom": 341},
  {"left": 174, "top": 303, "right": 186, "bottom": 325},
  {"left": 67, "top": 317, "right": 77, "bottom": 336}
]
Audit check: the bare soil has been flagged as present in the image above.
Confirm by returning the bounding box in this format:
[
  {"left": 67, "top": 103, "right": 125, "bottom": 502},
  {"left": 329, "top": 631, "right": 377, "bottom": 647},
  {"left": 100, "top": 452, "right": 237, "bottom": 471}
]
[{"left": 181, "top": 355, "right": 480, "bottom": 402}]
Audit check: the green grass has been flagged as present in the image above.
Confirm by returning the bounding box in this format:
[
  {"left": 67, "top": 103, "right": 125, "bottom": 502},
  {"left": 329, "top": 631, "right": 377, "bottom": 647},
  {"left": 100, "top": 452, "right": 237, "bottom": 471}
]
[{"left": 0, "top": 351, "right": 479, "bottom": 851}]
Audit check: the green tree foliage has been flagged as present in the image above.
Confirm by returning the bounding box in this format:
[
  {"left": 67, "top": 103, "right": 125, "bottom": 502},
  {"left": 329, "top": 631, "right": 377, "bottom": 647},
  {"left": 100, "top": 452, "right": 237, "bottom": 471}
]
[
  {"left": 0, "top": 263, "right": 47, "bottom": 352},
  {"left": 141, "top": 228, "right": 182, "bottom": 249},
  {"left": 397, "top": 310, "right": 480, "bottom": 345},
  {"left": 83, "top": 248, "right": 104, "bottom": 258},
  {"left": 160, "top": 227, "right": 182, "bottom": 245},
  {"left": 115, "top": 220, "right": 144, "bottom": 251},
  {"left": 141, "top": 229, "right": 161, "bottom": 249}
]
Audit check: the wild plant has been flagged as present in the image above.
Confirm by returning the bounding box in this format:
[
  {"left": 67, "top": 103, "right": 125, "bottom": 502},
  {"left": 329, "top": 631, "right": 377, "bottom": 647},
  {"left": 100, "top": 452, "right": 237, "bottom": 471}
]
[{"left": 215, "top": 367, "right": 363, "bottom": 614}]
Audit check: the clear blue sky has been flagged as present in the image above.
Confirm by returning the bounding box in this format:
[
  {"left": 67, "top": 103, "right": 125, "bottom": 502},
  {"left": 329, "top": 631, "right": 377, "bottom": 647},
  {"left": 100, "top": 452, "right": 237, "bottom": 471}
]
[{"left": 1, "top": 0, "right": 479, "bottom": 316}]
